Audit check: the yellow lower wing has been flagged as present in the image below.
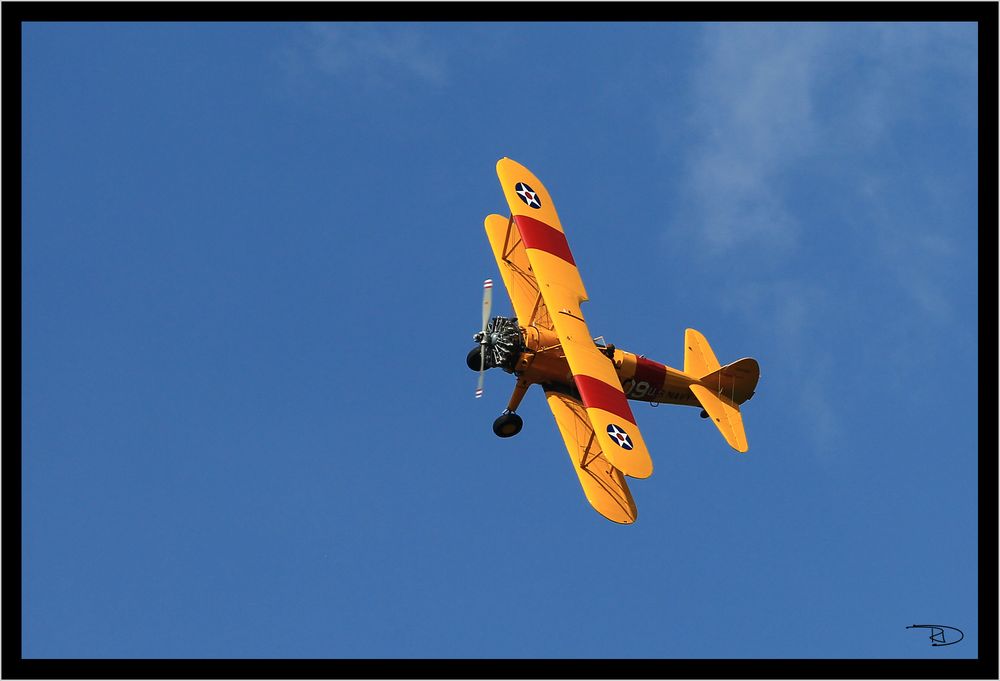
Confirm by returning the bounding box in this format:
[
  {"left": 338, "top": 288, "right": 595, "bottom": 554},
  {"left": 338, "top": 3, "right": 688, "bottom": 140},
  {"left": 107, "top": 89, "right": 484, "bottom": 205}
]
[{"left": 545, "top": 390, "right": 637, "bottom": 524}]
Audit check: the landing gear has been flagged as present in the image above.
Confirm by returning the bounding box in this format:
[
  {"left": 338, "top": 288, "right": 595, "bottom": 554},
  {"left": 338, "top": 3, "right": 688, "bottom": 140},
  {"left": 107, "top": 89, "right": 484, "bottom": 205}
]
[
  {"left": 700, "top": 409, "right": 709, "bottom": 419},
  {"left": 493, "top": 412, "right": 523, "bottom": 438}
]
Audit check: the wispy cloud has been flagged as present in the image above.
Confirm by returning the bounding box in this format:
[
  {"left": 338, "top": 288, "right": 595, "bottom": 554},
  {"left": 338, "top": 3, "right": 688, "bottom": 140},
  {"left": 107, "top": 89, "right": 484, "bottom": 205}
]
[
  {"left": 302, "top": 23, "right": 448, "bottom": 89},
  {"left": 670, "top": 23, "right": 975, "bottom": 266},
  {"left": 675, "top": 24, "right": 831, "bottom": 255},
  {"left": 665, "top": 23, "right": 976, "bottom": 456},
  {"left": 665, "top": 26, "right": 841, "bottom": 458},
  {"left": 716, "top": 278, "right": 844, "bottom": 457}
]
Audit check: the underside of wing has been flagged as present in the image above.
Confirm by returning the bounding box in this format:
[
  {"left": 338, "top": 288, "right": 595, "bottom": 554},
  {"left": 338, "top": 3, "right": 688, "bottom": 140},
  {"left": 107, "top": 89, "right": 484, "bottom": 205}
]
[
  {"left": 484, "top": 214, "right": 553, "bottom": 330},
  {"left": 496, "top": 157, "right": 653, "bottom": 479},
  {"left": 545, "top": 390, "right": 637, "bottom": 524}
]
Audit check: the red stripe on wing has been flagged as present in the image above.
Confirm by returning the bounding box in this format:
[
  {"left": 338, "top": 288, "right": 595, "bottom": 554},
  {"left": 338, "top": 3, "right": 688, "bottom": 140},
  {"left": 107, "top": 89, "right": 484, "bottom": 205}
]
[
  {"left": 575, "top": 375, "right": 637, "bottom": 425},
  {"left": 513, "top": 215, "right": 576, "bottom": 266}
]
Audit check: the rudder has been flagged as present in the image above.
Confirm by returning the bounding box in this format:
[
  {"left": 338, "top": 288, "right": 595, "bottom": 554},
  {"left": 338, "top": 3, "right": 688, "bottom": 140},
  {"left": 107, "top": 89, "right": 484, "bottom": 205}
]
[{"left": 700, "top": 358, "right": 760, "bottom": 405}]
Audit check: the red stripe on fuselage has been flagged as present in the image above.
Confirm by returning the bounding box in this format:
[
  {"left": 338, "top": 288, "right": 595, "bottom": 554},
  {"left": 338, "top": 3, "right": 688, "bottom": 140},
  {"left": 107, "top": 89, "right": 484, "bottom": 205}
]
[
  {"left": 575, "top": 375, "right": 637, "bottom": 425},
  {"left": 634, "top": 356, "right": 667, "bottom": 391},
  {"left": 513, "top": 215, "right": 576, "bottom": 266}
]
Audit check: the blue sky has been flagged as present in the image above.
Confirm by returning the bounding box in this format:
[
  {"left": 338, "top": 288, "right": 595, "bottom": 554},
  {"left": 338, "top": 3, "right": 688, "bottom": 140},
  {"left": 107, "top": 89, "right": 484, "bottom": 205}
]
[{"left": 22, "top": 22, "right": 979, "bottom": 659}]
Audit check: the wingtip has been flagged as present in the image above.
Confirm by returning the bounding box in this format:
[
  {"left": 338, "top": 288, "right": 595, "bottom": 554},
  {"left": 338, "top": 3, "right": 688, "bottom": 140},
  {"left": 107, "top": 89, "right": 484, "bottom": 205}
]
[
  {"left": 496, "top": 156, "right": 523, "bottom": 172},
  {"left": 624, "top": 464, "right": 654, "bottom": 480}
]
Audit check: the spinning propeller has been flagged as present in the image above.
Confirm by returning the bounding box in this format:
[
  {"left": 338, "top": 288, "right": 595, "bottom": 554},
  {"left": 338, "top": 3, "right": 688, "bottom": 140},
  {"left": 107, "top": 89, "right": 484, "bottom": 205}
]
[{"left": 474, "top": 279, "right": 493, "bottom": 398}]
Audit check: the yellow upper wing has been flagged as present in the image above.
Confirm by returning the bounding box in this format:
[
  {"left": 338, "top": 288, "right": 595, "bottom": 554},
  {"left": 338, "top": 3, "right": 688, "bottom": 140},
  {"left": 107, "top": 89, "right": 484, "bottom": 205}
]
[
  {"left": 545, "top": 390, "right": 637, "bottom": 524},
  {"left": 496, "top": 157, "right": 653, "bottom": 479}
]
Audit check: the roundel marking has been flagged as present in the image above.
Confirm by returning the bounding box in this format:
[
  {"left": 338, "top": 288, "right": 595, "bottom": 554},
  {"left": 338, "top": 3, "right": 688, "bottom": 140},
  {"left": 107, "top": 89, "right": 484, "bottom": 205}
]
[
  {"left": 514, "top": 182, "right": 542, "bottom": 209},
  {"left": 606, "top": 423, "right": 634, "bottom": 450}
]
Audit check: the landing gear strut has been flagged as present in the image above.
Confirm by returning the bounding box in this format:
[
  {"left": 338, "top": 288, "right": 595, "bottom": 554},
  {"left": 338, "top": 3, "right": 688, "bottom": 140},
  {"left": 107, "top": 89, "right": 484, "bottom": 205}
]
[{"left": 493, "top": 412, "right": 523, "bottom": 438}]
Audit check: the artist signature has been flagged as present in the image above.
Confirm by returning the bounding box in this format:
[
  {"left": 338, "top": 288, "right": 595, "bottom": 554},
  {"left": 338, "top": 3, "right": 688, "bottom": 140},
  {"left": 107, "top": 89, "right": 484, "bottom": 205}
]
[{"left": 906, "top": 624, "right": 964, "bottom": 647}]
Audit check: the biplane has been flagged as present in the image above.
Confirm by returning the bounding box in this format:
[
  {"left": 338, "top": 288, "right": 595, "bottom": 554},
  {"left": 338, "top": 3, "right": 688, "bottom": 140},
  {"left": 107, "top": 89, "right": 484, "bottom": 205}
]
[{"left": 469, "top": 157, "right": 760, "bottom": 524}]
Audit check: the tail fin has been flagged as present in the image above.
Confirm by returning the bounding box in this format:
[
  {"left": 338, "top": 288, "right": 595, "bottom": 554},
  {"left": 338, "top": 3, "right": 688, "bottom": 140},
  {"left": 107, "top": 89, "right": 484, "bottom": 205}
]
[
  {"left": 684, "top": 328, "right": 720, "bottom": 378},
  {"left": 683, "top": 329, "right": 760, "bottom": 453}
]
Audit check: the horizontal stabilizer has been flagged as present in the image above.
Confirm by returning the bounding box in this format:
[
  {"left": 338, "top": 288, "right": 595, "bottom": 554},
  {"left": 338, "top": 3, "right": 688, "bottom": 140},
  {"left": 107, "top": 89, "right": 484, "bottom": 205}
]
[{"left": 690, "top": 384, "right": 748, "bottom": 453}]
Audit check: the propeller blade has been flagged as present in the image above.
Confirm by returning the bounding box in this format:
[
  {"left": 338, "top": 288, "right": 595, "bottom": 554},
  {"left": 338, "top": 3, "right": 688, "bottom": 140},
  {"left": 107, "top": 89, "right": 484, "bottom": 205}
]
[
  {"left": 476, "top": 280, "right": 493, "bottom": 398},
  {"left": 481, "top": 279, "right": 493, "bottom": 334},
  {"left": 476, "top": 346, "right": 486, "bottom": 398}
]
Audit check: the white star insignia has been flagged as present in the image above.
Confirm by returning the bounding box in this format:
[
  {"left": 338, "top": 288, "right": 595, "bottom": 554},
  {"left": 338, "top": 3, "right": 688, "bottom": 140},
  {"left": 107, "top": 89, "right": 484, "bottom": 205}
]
[
  {"left": 606, "top": 423, "right": 634, "bottom": 450},
  {"left": 515, "top": 183, "right": 541, "bottom": 208}
]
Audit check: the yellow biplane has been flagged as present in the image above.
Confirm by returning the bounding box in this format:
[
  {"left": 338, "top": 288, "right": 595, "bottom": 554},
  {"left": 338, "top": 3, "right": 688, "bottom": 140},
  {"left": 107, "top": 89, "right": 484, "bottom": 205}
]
[{"left": 470, "top": 158, "right": 760, "bottom": 524}]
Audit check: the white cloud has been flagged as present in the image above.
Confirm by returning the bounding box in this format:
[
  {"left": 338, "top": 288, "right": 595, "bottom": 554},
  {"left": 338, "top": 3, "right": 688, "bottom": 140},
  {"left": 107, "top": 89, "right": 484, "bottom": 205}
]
[
  {"left": 675, "top": 23, "right": 832, "bottom": 255},
  {"left": 671, "top": 23, "right": 975, "bottom": 262},
  {"left": 664, "top": 23, "right": 977, "bottom": 460},
  {"left": 669, "top": 23, "right": 976, "bottom": 318},
  {"left": 304, "top": 23, "right": 448, "bottom": 88}
]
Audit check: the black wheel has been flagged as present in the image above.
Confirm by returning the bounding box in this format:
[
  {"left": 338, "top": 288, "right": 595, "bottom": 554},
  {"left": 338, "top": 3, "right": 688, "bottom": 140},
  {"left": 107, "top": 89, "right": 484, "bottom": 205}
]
[
  {"left": 467, "top": 347, "right": 484, "bottom": 371},
  {"left": 699, "top": 409, "right": 710, "bottom": 419},
  {"left": 493, "top": 412, "right": 523, "bottom": 438}
]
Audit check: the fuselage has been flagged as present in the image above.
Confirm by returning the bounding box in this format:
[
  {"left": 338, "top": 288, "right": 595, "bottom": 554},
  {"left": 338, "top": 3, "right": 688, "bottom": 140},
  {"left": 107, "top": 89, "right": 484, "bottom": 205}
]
[{"left": 513, "top": 324, "right": 704, "bottom": 408}]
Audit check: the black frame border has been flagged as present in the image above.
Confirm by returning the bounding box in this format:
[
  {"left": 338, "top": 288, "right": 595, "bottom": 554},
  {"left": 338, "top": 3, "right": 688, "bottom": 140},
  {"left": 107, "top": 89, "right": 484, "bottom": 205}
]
[{"left": 4, "top": 3, "right": 996, "bottom": 679}]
